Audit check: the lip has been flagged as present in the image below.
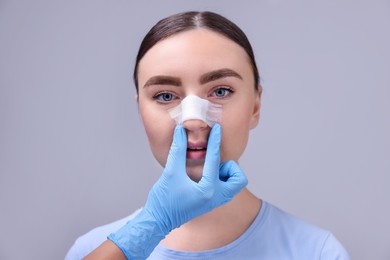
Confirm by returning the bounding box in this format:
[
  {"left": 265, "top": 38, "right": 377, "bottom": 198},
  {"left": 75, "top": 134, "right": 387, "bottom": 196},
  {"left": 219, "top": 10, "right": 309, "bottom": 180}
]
[{"left": 187, "top": 141, "right": 207, "bottom": 160}]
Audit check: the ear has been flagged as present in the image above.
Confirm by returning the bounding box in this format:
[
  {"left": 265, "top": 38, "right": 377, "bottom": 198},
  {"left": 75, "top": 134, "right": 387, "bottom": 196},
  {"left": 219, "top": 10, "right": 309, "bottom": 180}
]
[
  {"left": 249, "top": 85, "right": 262, "bottom": 129},
  {"left": 134, "top": 94, "right": 139, "bottom": 103}
]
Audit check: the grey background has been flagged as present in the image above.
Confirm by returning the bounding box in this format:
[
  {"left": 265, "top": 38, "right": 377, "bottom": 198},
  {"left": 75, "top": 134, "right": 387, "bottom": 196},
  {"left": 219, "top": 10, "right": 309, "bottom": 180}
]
[{"left": 0, "top": 0, "right": 389, "bottom": 259}]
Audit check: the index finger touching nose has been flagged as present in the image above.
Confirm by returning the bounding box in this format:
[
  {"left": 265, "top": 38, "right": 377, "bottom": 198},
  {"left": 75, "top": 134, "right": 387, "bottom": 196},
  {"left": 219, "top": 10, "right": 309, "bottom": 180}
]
[{"left": 202, "top": 124, "right": 222, "bottom": 182}]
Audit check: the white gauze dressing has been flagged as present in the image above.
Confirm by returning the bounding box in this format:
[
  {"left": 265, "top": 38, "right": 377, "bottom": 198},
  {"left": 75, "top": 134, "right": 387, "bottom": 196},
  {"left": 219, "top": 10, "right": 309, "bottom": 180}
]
[{"left": 168, "top": 95, "right": 222, "bottom": 127}]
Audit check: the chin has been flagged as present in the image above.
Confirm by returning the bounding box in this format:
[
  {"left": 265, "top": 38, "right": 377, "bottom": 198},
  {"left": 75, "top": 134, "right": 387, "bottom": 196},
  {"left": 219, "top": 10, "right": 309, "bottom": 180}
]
[{"left": 186, "top": 163, "right": 204, "bottom": 183}]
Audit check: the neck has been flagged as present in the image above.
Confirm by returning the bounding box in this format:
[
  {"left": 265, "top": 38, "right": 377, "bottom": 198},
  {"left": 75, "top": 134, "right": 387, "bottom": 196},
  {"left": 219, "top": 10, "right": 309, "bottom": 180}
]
[{"left": 161, "top": 188, "right": 261, "bottom": 251}]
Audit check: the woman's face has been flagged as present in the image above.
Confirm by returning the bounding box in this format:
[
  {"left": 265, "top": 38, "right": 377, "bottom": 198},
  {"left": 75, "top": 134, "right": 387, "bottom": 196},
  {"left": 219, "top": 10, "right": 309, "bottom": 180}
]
[{"left": 137, "top": 29, "right": 261, "bottom": 181}]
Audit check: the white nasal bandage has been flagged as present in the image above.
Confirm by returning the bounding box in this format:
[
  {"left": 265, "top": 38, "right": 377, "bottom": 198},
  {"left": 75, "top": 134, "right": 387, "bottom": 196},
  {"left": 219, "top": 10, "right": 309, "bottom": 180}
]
[{"left": 168, "top": 95, "right": 222, "bottom": 127}]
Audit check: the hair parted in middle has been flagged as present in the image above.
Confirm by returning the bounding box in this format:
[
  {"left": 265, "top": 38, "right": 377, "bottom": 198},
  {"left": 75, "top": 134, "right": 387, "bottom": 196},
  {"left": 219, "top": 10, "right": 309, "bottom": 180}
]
[{"left": 133, "top": 11, "right": 260, "bottom": 92}]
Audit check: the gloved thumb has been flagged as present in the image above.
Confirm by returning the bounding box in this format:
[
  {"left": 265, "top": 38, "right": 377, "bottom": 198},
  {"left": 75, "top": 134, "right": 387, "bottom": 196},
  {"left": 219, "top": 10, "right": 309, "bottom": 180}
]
[{"left": 164, "top": 125, "right": 187, "bottom": 175}]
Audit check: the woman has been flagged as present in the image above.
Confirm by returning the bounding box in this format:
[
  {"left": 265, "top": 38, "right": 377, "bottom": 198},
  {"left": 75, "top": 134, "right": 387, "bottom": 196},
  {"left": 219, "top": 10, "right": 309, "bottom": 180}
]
[{"left": 66, "top": 11, "right": 349, "bottom": 259}]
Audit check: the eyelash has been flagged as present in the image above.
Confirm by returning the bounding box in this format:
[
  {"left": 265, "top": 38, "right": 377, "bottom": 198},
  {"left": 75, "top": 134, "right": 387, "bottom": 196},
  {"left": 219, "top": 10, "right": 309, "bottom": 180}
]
[
  {"left": 153, "top": 91, "right": 178, "bottom": 104},
  {"left": 153, "top": 86, "right": 234, "bottom": 104},
  {"left": 210, "top": 86, "right": 234, "bottom": 99}
]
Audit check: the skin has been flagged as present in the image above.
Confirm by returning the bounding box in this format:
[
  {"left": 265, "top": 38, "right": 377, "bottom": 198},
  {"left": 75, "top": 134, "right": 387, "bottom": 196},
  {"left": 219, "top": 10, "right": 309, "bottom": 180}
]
[
  {"left": 137, "top": 28, "right": 261, "bottom": 182},
  {"left": 84, "top": 28, "right": 262, "bottom": 259}
]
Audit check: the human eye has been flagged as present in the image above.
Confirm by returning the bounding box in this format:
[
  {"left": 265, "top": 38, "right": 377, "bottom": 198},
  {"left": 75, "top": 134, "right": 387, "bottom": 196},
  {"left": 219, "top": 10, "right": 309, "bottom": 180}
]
[
  {"left": 210, "top": 86, "right": 234, "bottom": 99},
  {"left": 153, "top": 91, "right": 178, "bottom": 103}
]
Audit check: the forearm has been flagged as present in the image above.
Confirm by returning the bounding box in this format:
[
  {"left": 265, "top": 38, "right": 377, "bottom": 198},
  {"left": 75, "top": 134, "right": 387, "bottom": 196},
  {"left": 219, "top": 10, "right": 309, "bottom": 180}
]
[
  {"left": 83, "top": 210, "right": 164, "bottom": 260},
  {"left": 83, "top": 240, "right": 126, "bottom": 260}
]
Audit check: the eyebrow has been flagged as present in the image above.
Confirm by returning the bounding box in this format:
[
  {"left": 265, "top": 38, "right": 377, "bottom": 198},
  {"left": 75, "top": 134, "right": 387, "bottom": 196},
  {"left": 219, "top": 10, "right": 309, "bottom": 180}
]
[
  {"left": 143, "top": 76, "right": 182, "bottom": 88},
  {"left": 143, "top": 68, "right": 242, "bottom": 88},
  {"left": 199, "top": 68, "right": 243, "bottom": 84}
]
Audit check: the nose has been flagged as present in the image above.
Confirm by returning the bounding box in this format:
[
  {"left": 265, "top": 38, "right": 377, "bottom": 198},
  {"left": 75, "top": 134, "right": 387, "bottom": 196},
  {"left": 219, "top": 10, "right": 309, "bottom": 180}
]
[{"left": 183, "top": 119, "right": 208, "bottom": 133}]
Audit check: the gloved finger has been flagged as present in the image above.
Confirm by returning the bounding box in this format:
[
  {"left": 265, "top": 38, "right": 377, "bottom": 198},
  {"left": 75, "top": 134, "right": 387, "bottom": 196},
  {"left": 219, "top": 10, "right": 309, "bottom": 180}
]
[
  {"left": 219, "top": 160, "right": 248, "bottom": 199},
  {"left": 164, "top": 125, "right": 187, "bottom": 175},
  {"left": 201, "top": 124, "right": 222, "bottom": 183}
]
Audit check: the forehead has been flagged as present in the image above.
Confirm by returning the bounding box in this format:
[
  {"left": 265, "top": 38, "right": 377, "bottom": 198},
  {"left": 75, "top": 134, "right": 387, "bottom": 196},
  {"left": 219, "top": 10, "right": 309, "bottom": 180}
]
[{"left": 137, "top": 29, "right": 253, "bottom": 82}]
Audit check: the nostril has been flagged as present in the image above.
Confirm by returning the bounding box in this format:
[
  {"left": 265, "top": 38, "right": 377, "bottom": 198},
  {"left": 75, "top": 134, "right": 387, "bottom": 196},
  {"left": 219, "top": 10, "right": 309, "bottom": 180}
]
[{"left": 183, "top": 119, "right": 208, "bottom": 131}]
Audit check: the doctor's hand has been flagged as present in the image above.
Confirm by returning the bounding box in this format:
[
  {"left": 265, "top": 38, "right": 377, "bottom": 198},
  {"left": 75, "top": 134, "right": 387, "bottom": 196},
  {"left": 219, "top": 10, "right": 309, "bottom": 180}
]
[
  {"left": 108, "top": 124, "right": 247, "bottom": 259},
  {"left": 146, "top": 123, "right": 248, "bottom": 233}
]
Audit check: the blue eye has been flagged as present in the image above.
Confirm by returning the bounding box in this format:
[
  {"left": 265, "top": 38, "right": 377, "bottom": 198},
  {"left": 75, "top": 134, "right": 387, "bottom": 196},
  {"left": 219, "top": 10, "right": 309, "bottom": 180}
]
[
  {"left": 212, "top": 87, "right": 233, "bottom": 98},
  {"left": 154, "top": 92, "right": 176, "bottom": 103}
]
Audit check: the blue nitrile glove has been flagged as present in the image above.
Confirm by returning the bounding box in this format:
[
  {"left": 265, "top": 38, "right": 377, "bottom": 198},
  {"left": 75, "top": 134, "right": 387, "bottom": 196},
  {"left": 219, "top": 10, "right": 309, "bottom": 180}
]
[{"left": 108, "top": 124, "right": 248, "bottom": 259}]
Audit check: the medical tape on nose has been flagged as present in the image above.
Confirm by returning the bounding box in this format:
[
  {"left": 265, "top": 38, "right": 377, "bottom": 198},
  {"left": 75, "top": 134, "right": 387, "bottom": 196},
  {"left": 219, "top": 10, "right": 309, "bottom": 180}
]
[{"left": 168, "top": 95, "right": 222, "bottom": 127}]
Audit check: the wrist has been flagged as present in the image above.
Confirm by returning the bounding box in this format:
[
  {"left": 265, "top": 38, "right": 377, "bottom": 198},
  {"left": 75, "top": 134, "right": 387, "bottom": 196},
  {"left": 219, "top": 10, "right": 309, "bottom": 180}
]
[{"left": 108, "top": 209, "right": 166, "bottom": 259}]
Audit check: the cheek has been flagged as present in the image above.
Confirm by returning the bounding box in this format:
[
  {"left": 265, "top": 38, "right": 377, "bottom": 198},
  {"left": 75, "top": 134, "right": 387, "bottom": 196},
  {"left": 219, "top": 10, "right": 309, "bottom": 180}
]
[
  {"left": 140, "top": 105, "right": 176, "bottom": 166},
  {"left": 219, "top": 104, "right": 252, "bottom": 161}
]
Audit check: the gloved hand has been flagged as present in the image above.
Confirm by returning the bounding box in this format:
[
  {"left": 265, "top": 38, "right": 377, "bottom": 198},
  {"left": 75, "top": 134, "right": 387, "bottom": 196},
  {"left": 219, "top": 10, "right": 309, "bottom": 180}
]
[{"left": 108, "top": 124, "right": 248, "bottom": 259}]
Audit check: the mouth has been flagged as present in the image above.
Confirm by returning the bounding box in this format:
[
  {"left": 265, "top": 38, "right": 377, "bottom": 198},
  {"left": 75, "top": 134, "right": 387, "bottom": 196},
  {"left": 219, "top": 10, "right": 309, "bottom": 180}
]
[{"left": 186, "top": 142, "right": 207, "bottom": 160}]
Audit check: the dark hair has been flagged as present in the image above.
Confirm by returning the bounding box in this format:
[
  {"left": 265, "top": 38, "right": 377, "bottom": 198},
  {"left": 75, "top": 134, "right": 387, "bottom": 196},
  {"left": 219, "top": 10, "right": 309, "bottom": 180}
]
[{"left": 133, "top": 11, "right": 260, "bottom": 92}]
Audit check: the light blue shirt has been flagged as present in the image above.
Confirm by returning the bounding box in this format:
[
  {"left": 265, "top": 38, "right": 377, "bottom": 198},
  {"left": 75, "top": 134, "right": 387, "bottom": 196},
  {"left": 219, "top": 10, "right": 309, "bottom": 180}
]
[{"left": 65, "top": 201, "right": 349, "bottom": 259}]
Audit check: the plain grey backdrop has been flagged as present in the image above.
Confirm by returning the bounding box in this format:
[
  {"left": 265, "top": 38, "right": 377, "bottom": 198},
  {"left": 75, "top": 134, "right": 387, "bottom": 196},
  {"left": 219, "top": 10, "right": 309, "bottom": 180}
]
[{"left": 1, "top": 0, "right": 389, "bottom": 259}]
